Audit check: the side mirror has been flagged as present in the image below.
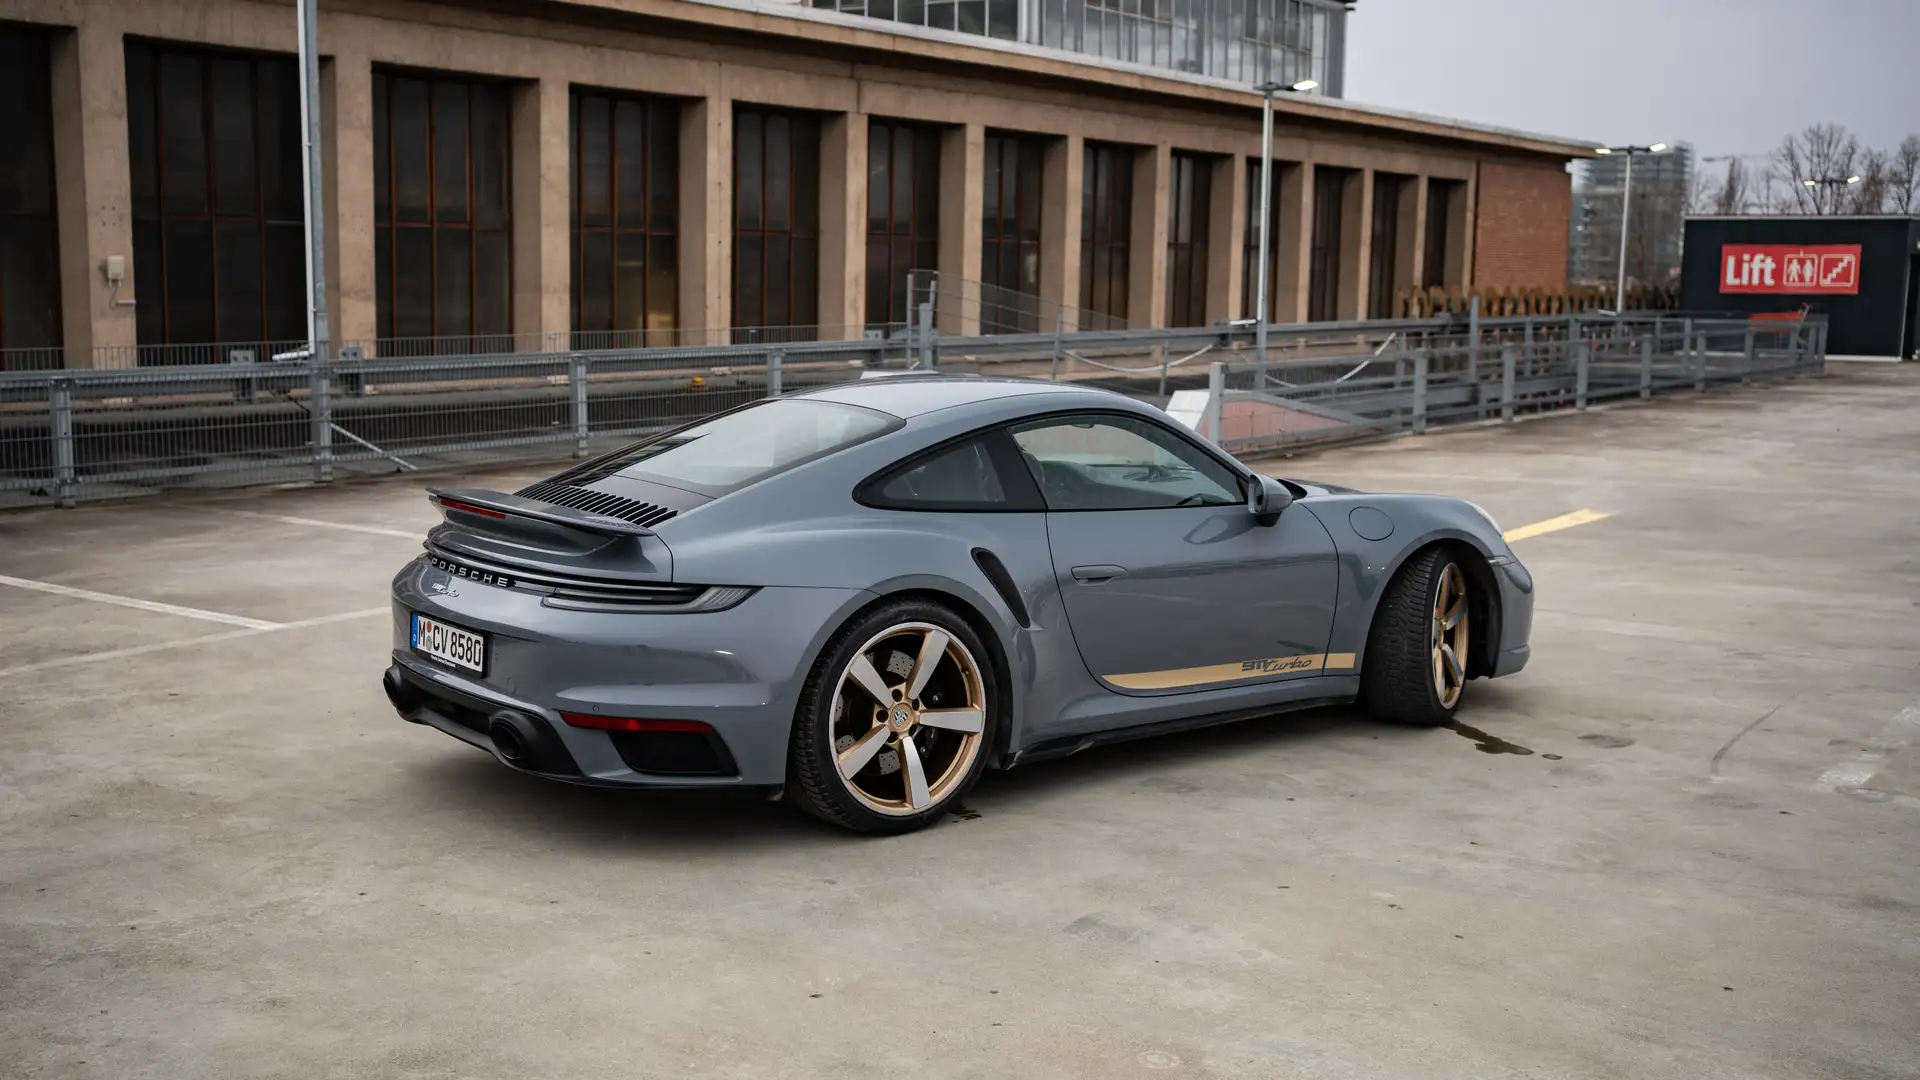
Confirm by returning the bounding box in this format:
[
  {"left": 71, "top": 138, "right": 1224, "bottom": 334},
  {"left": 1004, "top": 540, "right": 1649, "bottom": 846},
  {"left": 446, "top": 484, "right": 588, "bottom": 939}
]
[{"left": 1246, "top": 474, "right": 1293, "bottom": 526}]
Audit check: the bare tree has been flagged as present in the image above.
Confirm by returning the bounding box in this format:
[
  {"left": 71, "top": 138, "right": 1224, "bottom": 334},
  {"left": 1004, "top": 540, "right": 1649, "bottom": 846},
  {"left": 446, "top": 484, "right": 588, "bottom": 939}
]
[
  {"left": 1847, "top": 149, "right": 1890, "bottom": 213},
  {"left": 1888, "top": 135, "right": 1920, "bottom": 214},
  {"left": 1770, "top": 123, "right": 1863, "bottom": 214},
  {"left": 1710, "top": 157, "right": 1751, "bottom": 214}
]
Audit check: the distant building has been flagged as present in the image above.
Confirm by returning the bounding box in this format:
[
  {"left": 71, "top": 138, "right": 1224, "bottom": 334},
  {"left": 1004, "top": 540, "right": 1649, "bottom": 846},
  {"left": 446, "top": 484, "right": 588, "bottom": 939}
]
[
  {"left": 807, "top": 0, "right": 1352, "bottom": 97},
  {"left": 1570, "top": 144, "right": 1693, "bottom": 289}
]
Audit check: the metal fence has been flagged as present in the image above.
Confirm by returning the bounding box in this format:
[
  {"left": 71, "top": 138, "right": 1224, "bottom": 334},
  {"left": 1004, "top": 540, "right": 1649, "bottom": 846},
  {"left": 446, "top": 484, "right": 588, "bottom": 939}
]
[{"left": 0, "top": 310, "right": 1825, "bottom": 510}]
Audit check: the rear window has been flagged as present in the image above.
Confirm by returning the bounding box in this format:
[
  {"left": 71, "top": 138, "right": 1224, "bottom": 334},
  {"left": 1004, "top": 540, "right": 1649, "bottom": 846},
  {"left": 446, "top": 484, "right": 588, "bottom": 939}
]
[{"left": 550, "top": 399, "right": 899, "bottom": 493}]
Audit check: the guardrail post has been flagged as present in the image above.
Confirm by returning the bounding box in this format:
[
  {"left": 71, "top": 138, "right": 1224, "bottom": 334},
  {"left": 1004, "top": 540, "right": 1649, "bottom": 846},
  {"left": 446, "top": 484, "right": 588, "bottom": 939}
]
[
  {"left": 49, "top": 377, "right": 76, "bottom": 508},
  {"left": 1814, "top": 320, "right": 1828, "bottom": 373},
  {"left": 766, "top": 349, "right": 783, "bottom": 398},
  {"left": 1411, "top": 349, "right": 1428, "bottom": 435},
  {"left": 1049, "top": 309, "right": 1064, "bottom": 382},
  {"left": 1687, "top": 318, "right": 1703, "bottom": 391},
  {"left": 1742, "top": 325, "right": 1755, "bottom": 386},
  {"left": 1157, "top": 343, "right": 1170, "bottom": 396},
  {"left": 1575, "top": 339, "right": 1589, "bottom": 411},
  {"left": 569, "top": 353, "right": 590, "bottom": 456},
  {"left": 917, "top": 300, "right": 936, "bottom": 371},
  {"left": 1639, "top": 330, "right": 1653, "bottom": 400},
  {"left": 1466, "top": 295, "right": 1482, "bottom": 419},
  {"left": 1500, "top": 345, "right": 1516, "bottom": 422},
  {"left": 1204, "top": 361, "right": 1225, "bottom": 443},
  {"left": 309, "top": 360, "right": 333, "bottom": 483}
]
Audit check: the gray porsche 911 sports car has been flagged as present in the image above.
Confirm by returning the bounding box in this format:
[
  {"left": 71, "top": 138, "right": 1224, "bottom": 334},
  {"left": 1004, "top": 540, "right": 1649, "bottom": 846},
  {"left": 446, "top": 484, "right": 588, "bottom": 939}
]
[{"left": 384, "top": 375, "right": 1533, "bottom": 834}]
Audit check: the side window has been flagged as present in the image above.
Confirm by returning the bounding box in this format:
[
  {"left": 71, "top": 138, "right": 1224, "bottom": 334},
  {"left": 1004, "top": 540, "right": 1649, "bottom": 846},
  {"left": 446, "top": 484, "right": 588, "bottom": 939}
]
[
  {"left": 867, "top": 437, "right": 1010, "bottom": 510},
  {"left": 1010, "top": 414, "right": 1243, "bottom": 511}
]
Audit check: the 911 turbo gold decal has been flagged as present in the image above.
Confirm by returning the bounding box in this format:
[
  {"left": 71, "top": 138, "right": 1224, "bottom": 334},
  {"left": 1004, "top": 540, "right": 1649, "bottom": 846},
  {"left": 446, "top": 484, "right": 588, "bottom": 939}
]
[{"left": 1104, "top": 652, "right": 1355, "bottom": 691}]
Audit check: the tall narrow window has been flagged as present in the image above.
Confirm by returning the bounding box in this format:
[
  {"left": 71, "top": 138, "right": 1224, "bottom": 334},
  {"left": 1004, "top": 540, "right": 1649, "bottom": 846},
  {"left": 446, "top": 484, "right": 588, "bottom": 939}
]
[
  {"left": 126, "top": 40, "right": 304, "bottom": 361},
  {"left": 0, "top": 27, "right": 61, "bottom": 365},
  {"left": 1307, "top": 166, "right": 1346, "bottom": 322},
  {"left": 372, "top": 70, "right": 512, "bottom": 353},
  {"left": 1242, "top": 158, "right": 1282, "bottom": 323},
  {"left": 1165, "top": 153, "right": 1211, "bottom": 327},
  {"left": 571, "top": 89, "right": 679, "bottom": 349},
  {"left": 733, "top": 107, "right": 821, "bottom": 342},
  {"left": 866, "top": 120, "right": 941, "bottom": 330},
  {"left": 1080, "top": 141, "right": 1133, "bottom": 329},
  {"left": 1424, "top": 178, "right": 1461, "bottom": 289},
  {"left": 1367, "top": 173, "right": 1402, "bottom": 319},
  {"left": 980, "top": 131, "right": 1043, "bottom": 334}
]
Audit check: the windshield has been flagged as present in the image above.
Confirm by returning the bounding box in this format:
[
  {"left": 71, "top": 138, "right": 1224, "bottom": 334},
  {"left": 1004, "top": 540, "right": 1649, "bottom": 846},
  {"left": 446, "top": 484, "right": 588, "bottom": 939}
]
[{"left": 550, "top": 399, "right": 899, "bottom": 493}]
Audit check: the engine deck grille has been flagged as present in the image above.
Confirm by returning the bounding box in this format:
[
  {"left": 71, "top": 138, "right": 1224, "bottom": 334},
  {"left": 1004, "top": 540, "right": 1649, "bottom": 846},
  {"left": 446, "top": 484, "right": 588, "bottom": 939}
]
[{"left": 514, "top": 480, "right": 679, "bottom": 528}]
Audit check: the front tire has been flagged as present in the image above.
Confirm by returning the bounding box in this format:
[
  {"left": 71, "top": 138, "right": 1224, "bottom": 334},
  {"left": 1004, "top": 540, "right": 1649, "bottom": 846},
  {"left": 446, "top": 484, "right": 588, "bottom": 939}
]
[
  {"left": 1361, "top": 547, "right": 1473, "bottom": 726},
  {"left": 786, "top": 599, "right": 997, "bottom": 834}
]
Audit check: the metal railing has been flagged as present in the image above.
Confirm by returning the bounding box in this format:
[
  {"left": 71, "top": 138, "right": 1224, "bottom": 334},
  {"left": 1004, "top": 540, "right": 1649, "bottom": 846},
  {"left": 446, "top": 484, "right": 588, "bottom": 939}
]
[{"left": 0, "top": 309, "right": 1825, "bottom": 509}]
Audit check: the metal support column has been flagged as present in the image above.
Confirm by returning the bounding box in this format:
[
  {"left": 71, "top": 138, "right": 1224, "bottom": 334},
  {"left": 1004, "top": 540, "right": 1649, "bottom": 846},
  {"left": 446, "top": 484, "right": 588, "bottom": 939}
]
[
  {"left": 50, "top": 378, "right": 76, "bottom": 508},
  {"left": 1639, "top": 332, "right": 1653, "bottom": 400},
  {"left": 917, "top": 301, "right": 936, "bottom": 371},
  {"left": 1500, "top": 345, "right": 1515, "bottom": 422},
  {"left": 569, "top": 354, "right": 589, "bottom": 456},
  {"left": 1687, "top": 317, "right": 1703, "bottom": 391},
  {"left": 767, "top": 349, "right": 784, "bottom": 398},
  {"left": 1204, "top": 361, "right": 1225, "bottom": 443},
  {"left": 1742, "top": 325, "right": 1755, "bottom": 385},
  {"left": 1411, "top": 350, "right": 1428, "bottom": 434},
  {"left": 1575, "top": 339, "right": 1589, "bottom": 410},
  {"left": 309, "top": 362, "right": 333, "bottom": 482}
]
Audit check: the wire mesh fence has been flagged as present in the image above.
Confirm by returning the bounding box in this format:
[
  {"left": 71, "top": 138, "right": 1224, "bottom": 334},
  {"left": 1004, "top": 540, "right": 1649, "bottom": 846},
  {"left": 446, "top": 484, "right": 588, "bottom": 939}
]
[{"left": 0, "top": 307, "right": 1825, "bottom": 510}]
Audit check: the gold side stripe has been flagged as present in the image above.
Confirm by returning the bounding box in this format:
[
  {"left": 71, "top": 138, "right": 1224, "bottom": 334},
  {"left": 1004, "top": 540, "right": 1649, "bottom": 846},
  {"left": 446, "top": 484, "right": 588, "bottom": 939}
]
[{"left": 1104, "top": 652, "right": 1356, "bottom": 691}]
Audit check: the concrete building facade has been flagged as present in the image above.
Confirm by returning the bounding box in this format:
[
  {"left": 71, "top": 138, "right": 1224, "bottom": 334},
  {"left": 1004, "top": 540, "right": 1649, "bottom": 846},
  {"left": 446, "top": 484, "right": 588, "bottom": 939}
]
[{"left": 0, "top": 0, "right": 1590, "bottom": 369}]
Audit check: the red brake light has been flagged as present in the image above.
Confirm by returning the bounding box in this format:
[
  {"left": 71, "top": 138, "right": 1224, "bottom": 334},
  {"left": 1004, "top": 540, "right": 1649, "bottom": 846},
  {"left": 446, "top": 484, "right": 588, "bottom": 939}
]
[
  {"left": 438, "top": 497, "right": 507, "bottom": 519},
  {"left": 559, "top": 713, "right": 713, "bottom": 734}
]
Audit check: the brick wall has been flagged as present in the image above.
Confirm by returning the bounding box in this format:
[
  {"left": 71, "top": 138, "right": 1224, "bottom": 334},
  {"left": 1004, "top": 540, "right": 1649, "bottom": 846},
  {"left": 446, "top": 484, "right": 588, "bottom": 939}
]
[{"left": 1473, "top": 159, "right": 1572, "bottom": 288}]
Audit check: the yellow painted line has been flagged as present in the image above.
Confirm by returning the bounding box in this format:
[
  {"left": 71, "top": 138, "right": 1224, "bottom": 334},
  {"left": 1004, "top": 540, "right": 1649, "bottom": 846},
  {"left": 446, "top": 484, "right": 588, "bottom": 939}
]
[{"left": 1502, "top": 508, "right": 1614, "bottom": 543}]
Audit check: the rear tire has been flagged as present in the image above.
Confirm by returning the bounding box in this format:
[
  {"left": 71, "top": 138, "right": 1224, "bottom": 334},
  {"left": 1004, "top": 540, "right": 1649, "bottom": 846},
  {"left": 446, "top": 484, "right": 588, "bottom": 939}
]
[
  {"left": 1361, "top": 546, "right": 1473, "bottom": 726},
  {"left": 786, "top": 598, "right": 998, "bottom": 835}
]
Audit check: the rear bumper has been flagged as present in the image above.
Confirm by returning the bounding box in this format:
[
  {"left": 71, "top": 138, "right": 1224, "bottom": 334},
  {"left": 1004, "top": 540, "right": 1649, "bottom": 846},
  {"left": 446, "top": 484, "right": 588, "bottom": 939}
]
[{"left": 387, "top": 555, "right": 874, "bottom": 788}]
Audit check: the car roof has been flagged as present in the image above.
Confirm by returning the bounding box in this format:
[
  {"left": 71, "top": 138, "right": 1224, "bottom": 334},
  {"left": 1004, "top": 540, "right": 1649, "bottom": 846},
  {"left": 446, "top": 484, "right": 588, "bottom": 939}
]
[{"left": 794, "top": 374, "right": 1102, "bottom": 418}]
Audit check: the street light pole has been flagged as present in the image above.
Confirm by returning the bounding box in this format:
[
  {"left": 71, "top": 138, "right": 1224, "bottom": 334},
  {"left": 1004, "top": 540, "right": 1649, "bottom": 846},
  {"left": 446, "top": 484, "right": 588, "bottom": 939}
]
[
  {"left": 1594, "top": 143, "right": 1668, "bottom": 313},
  {"left": 296, "top": 0, "right": 329, "bottom": 362},
  {"left": 1252, "top": 79, "right": 1315, "bottom": 367},
  {"left": 1801, "top": 174, "right": 1862, "bottom": 215}
]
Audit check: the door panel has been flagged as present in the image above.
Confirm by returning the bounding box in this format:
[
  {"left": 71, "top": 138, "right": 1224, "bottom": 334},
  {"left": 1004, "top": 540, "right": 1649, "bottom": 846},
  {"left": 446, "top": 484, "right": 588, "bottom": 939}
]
[{"left": 1045, "top": 505, "right": 1341, "bottom": 693}]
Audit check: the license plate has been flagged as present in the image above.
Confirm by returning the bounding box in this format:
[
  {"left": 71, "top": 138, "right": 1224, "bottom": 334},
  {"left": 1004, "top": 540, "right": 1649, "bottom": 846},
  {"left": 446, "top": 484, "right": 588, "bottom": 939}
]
[{"left": 412, "top": 613, "right": 485, "bottom": 673}]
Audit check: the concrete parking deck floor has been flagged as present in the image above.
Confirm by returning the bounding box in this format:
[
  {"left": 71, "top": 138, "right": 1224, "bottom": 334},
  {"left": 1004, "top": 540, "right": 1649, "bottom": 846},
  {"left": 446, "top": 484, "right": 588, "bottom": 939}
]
[{"left": 3, "top": 365, "right": 1917, "bottom": 1079}]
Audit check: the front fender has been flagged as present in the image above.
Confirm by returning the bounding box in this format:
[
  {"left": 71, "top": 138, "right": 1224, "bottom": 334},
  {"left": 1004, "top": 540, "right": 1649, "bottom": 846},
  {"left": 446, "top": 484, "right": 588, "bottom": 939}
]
[{"left": 1300, "top": 495, "right": 1513, "bottom": 674}]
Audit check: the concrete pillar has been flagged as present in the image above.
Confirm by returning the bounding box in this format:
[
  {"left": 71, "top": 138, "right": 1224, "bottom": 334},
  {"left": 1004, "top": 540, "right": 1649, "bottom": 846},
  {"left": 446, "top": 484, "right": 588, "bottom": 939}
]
[
  {"left": 678, "top": 97, "right": 731, "bottom": 344},
  {"left": 817, "top": 111, "right": 867, "bottom": 340},
  {"left": 1207, "top": 154, "right": 1244, "bottom": 324},
  {"left": 1039, "top": 132, "right": 1082, "bottom": 327},
  {"left": 510, "top": 78, "right": 570, "bottom": 349},
  {"left": 1338, "top": 168, "right": 1372, "bottom": 321},
  {"left": 937, "top": 122, "right": 984, "bottom": 337},
  {"left": 1403, "top": 175, "right": 1429, "bottom": 294},
  {"left": 1128, "top": 143, "right": 1170, "bottom": 329},
  {"left": 1274, "top": 161, "right": 1311, "bottom": 324},
  {"left": 50, "top": 20, "right": 135, "bottom": 367},
  {"left": 324, "top": 51, "right": 377, "bottom": 348}
]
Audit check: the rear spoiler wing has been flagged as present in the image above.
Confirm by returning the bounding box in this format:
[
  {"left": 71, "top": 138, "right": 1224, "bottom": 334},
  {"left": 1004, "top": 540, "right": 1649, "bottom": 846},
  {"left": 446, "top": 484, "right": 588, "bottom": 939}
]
[{"left": 427, "top": 487, "right": 655, "bottom": 538}]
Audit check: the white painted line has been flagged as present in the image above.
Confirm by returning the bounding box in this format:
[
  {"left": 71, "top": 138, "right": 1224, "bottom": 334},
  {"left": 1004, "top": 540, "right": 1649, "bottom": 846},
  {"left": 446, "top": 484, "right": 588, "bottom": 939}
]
[
  {"left": 1814, "top": 703, "right": 1920, "bottom": 806},
  {"left": 0, "top": 607, "right": 388, "bottom": 681},
  {"left": 0, "top": 574, "right": 280, "bottom": 630},
  {"left": 1503, "top": 509, "right": 1614, "bottom": 544},
  {"left": 215, "top": 508, "right": 422, "bottom": 540}
]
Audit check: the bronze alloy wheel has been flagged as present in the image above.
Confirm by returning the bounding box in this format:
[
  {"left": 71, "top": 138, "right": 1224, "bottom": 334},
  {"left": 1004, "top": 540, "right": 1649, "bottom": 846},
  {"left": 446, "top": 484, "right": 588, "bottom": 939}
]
[
  {"left": 829, "top": 622, "right": 987, "bottom": 816},
  {"left": 1430, "top": 562, "right": 1470, "bottom": 709}
]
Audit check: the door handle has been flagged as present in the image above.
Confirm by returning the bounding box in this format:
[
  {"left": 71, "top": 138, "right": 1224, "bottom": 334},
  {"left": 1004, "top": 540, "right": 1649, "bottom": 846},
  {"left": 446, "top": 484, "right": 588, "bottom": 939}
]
[{"left": 1070, "top": 564, "right": 1128, "bottom": 585}]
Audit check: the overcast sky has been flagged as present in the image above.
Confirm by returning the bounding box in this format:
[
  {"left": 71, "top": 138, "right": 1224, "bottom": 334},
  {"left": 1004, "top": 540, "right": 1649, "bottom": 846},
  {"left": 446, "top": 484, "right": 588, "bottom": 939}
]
[{"left": 1346, "top": 0, "right": 1916, "bottom": 166}]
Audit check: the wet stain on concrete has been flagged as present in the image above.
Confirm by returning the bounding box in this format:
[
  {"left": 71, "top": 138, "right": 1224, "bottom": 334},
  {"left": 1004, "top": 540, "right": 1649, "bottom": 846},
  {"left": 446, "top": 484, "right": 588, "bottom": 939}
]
[
  {"left": 1579, "top": 733, "right": 1635, "bottom": 749},
  {"left": 1442, "top": 719, "right": 1534, "bottom": 756}
]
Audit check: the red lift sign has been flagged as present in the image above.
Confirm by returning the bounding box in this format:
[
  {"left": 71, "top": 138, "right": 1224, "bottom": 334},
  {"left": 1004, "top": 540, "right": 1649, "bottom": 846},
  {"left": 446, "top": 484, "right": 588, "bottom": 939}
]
[{"left": 1720, "top": 244, "right": 1861, "bottom": 294}]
